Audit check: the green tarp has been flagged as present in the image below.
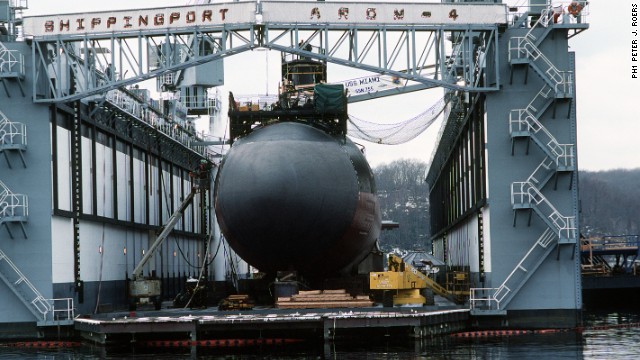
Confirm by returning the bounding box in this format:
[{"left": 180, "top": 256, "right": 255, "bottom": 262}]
[{"left": 314, "top": 84, "right": 345, "bottom": 113}]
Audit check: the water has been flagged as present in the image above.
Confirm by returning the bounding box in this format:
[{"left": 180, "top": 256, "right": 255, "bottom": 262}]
[{"left": 1, "top": 311, "right": 639, "bottom": 359}]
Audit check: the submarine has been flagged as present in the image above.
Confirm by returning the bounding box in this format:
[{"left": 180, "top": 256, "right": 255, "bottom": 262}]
[{"left": 214, "top": 53, "right": 382, "bottom": 278}]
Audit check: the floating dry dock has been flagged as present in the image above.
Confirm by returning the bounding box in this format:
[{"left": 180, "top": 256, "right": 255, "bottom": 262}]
[{"left": 75, "top": 307, "right": 469, "bottom": 344}]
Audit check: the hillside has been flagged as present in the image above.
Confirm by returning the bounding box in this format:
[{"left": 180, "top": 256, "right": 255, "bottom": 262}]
[
  {"left": 372, "top": 159, "right": 429, "bottom": 252},
  {"left": 372, "top": 161, "right": 640, "bottom": 251},
  {"left": 579, "top": 169, "right": 640, "bottom": 237}
]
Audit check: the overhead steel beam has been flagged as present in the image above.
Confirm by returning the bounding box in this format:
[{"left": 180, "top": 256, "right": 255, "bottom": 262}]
[{"left": 24, "top": 1, "right": 506, "bottom": 103}]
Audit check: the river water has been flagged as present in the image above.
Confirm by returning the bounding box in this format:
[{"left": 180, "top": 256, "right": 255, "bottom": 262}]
[{"left": 1, "top": 310, "right": 638, "bottom": 359}]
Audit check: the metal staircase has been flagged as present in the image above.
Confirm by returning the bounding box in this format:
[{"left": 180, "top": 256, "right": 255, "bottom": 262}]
[
  {"left": 0, "top": 248, "right": 74, "bottom": 326},
  {"left": 0, "top": 110, "right": 27, "bottom": 168},
  {"left": 471, "top": 229, "right": 556, "bottom": 313},
  {"left": 0, "top": 40, "right": 26, "bottom": 97},
  {"left": 0, "top": 184, "right": 73, "bottom": 325},
  {"left": 0, "top": 248, "right": 52, "bottom": 322},
  {"left": 510, "top": 37, "right": 573, "bottom": 98},
  {"left": 511, "top": 181, "right": 576, "bottom": 244},
  {"left": 471, "top": 5, "right": 577, "bottom": 314},
  {"left": 509, "top": 97, "right": 575, "bottom": 172},
  {"left": 508, "top": 8, "right": 574, "bottom": 98},
  {"left": 507, "top": 6, "right": 577, "bottom": 246},
  {"left": 0, "top": 179, "right": 28, "bottom": 238}
]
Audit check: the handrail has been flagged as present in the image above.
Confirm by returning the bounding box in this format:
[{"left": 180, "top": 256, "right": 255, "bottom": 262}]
[
  {"left": 508, "top": 37, "right": 573, "bottom": 96},
  {"left": 525, "top": 7, "right": 553, "bottom": 41},
  {"left": 526, "top": 85, "right": 554, "bottom": 115},
  {"left": 470, "top": 287, "right": 500, "bottom": 311},
  {"left": 470, "top": 228, "right": 556, "bottom": 311},
  {"left": 526, "top": 157, "right": 555, "bottom": 186},
  {"left": 509, "top": 108, "right": 575, "bottom": 169},
  {"left": 0, "top": 193, "right": 28, "bottom": 220},
  {"left": 45, "top": 298, "right": 75, "bottom": 322},
  {"left": 103, "top": 89, "right": 218, "bottom": 160},
  {"left": 582, "top": 236, "right": 640, "bottom": 252},
  {"left": 508, "top": 2, "right": 590, "bottom": 30},
  {"left": 511, "top": 181, "right": 576, "bottom": 241},
  {"left": 0, "top": 47, "right": 25, "bottom": 78},
  {"left": 0, "top": 179, "right": 28, "bottom": 227},
  {"left": 0, "top": 111, "right": 27, "bottom": 149},
  {"left": 0, "top": 248, "right": 52, "bottom": 321}
]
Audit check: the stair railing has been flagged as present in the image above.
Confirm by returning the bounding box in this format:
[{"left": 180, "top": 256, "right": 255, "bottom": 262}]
[{"left": 0, "top": 248, "right": 52, "bottom": 321}]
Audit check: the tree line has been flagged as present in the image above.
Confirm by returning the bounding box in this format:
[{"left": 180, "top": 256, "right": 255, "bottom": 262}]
[
  {"left": 578, "top": 169, "right": 640, "bottom": 237},
  {"left": 373, "top": 159, "right": 429, "bottom": 252},
  {"left": 372, "top": 160, "right": 639, "bottom": 251}
]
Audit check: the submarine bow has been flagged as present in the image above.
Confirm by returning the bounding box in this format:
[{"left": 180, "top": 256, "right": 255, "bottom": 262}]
[{"left": 214, "top": 122, "right": 381, "bottom": 276}]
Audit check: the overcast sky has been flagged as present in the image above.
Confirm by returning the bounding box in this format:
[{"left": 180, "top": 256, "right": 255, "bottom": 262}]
[{"left": 22, "top": 1, "right": 639, "bottom": 171}]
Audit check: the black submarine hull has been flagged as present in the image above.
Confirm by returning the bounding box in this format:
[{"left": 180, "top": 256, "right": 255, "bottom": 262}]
[{"left": 214, "top": 122, "right": 381, "bottom": 277}]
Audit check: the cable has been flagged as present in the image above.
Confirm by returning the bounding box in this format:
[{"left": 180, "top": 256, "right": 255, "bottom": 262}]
[
  {"left": 184, "top": 230, "right": 216, "bottom": 308},
  {"left": 94, "top": 223, "right": 106, "bottom": 314},
  {"left": 222, "top": 239, "right": 239, "bottom": 293}
]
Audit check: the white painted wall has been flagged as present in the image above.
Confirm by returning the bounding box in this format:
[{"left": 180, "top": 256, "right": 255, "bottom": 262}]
[
  {"left": 95, "top": 142, "right": 114, "bottom": 217},
  {"left": 51, "top": 216, "right": 75, "bottom": 283},
  {"left": 81, "top": 137, "right": 93, "bottom": 214},
  {"left": 116, "top": 150, "right": 130, "bottom": 221},
  {"left": 55, "top": 127, "right": 72, "bottom": 211}
]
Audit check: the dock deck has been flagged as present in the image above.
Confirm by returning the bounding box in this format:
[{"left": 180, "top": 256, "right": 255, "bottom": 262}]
[{"left": 75, "top": 306, "right": 469, "bottom": 345}]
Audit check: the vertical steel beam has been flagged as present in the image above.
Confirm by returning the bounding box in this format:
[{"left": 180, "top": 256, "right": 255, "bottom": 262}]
[
  {"left": 138, "top": 34, "right": 143, "bottom": 76},
  {"left": 112, "top": 133, "right": 118, "bottom": 220},
  {"left": 494, "top": 28, "right": 500, "bottom": 90},
  {"left": 72, "top": 101, "right": 84, "bottom": 303},
  {"left": 438, "top": 29, "right": 446, "bottom": 82},
  {"left": 128, "top": 141, "right": 134, "bottom": 224},
  {"left": 91, "top": 123, "right": 98, "bottom": 216},
  {"left": 51, "top": 105, "right": 59, "bottom": 211},
  {"left": 144, "top": 151, "right": 150, "bottom": 226}
]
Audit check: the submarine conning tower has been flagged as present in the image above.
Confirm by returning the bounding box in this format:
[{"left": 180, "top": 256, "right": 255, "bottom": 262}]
[{"left": 227, "top": 52, "right": 344, "bottom": 142}]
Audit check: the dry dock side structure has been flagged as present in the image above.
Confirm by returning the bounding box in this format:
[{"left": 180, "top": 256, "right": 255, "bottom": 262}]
[
  {"left": 1, "top": 0, "right": 221, "bottom": 338},
  {"left": 426, "top": 1, "right": 588, "bottom": 328}
]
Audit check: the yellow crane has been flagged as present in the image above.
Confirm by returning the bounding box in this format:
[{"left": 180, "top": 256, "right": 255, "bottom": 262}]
[{"left": 370, "top": 253, "right": 452, "bottom": 306}]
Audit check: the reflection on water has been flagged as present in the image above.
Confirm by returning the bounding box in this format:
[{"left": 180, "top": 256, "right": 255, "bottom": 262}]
[
  {"left": 582, "top": 311, "right": 640, "bottom": 360},
  {"left": 1, "top": 311, "right": 639, "bottom": 359}
]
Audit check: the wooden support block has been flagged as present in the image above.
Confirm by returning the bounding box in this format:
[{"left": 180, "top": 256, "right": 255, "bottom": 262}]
[
  {"left": 276, "top": 300, "right": 374, "bottom": 309},
  {"left": 298, "top": 290, "right": 322, "bottom": 295},
  {"left": 322, "top": 289, "right": 347, "bottom": 294}
]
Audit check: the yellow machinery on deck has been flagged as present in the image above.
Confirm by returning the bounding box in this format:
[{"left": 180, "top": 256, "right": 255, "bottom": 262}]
[{"left": 370, "top": 253, "right": 454, "bottom": 306}]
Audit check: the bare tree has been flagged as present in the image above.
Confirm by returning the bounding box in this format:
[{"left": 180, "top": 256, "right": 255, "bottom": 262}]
[{"left": 373, "top": 159, "right": 430, "bottom": 251}]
